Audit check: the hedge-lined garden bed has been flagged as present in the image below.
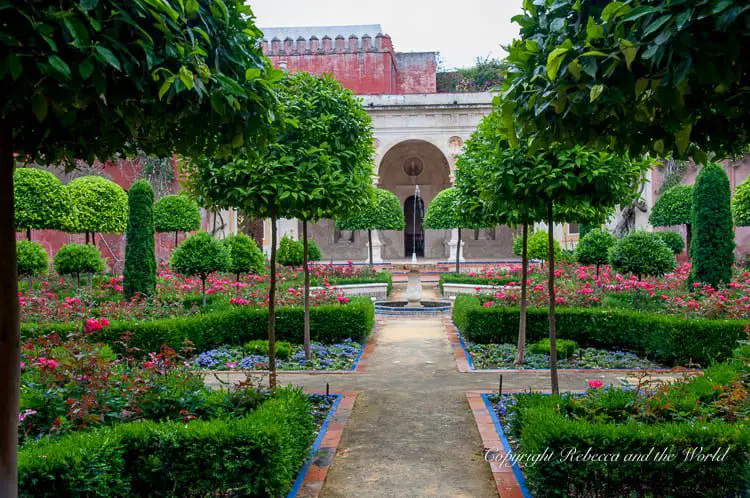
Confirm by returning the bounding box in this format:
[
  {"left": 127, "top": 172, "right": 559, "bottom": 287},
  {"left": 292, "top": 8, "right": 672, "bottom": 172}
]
[
  {"left": 22, "top": 297, "right": 375, "bottom": 356},
  {"left": 453, "top": 295, "right": 747, "bottom": 367},
  {"left": 20, "top": 388, "right": 316, "bottom": 497},
  {"left": 439, "top": 273, "right": 519, "bottom": 294},
  {"left": 488, "top": 351, "right": 750, "bottom": 497}
]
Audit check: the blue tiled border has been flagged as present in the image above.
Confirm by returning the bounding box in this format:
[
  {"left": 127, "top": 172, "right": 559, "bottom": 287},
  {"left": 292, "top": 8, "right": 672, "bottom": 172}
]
[
  {"left": 287, "top": 393, "right": 344, "bottom": 498},
  {"left": 457, "top": 330, "right": 476, "bottom": 370},
  {"left": 480, "top": 393, "right": 533, "bottom": 498}
]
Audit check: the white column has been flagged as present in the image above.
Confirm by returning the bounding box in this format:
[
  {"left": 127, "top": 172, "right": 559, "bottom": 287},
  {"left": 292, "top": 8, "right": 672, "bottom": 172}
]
[
  {"left": 446, "top": 228, "right": 465, "bottom": 262},
  {"left": 368, "top": 230, "right": 385, "bottom": 263}
]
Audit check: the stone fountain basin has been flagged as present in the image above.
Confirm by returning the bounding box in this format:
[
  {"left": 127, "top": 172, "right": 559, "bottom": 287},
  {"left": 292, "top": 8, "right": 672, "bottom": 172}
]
[{"left": 374, "top": 300, "right": 452, "bottom": 315}]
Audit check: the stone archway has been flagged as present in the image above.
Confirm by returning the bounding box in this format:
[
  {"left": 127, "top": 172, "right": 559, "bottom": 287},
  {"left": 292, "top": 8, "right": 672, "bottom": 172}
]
[{"left": 378, "top": 140, "right": 451, "bottom": 259}]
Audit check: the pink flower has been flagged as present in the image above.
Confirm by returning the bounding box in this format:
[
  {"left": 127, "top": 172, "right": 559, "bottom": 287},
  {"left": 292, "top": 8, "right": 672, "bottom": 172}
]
[
  {"left": 46, "top": 359, "right": 58, "bottom": 369},
  {"left": 100, "top": 318, "right": 110, "bottom": 327},
  {"left": 225, "top": 362, "right": 237, "bottom": 369},
  {"left": 18, "top": 409, "right": 37, "bottom": 423},
  {"left": 587, "top": 380, "right": 604, "bottom": 389},
  {"left": 83, "top": 318, "right": 103, "bottom": 334},
  {"left": 143, "top": 361, "right": 156, "bottom": 369}
]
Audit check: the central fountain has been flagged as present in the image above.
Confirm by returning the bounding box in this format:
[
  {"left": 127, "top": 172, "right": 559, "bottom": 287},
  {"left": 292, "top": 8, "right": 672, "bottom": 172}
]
[{"left": 374, "top": 184, "right": 452, "bottom": 316}]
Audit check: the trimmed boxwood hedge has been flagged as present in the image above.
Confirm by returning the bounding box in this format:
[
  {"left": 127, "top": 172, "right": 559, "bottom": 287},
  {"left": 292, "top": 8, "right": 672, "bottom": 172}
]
[
  {"left": 22, "top": 297, "right": 375, "bottom": 355},
  {"left": 19, "top": 388, "right": 314, "bottom": 497},
  {"left": 439, "top": 274, "right": 519, "bottom": 294},
  {"left": 453, "top": 295, "right": 747, "bottom": 366},
  {"left": 512, "top": 393, "right": 749, "bottom": 497},
  {"left": 312, "top": 271, "right": 393, "bottom": 295}
]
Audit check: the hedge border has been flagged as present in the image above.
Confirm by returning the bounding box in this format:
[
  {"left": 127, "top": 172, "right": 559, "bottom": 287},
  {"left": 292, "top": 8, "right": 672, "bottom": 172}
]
[
  {"left": 19, "top": 388, "right": 315, "bottom": 497},
  {"left": 22, "top": 297, "right": 375, "bottom": 355},
  {"left": 452, "top": 295, "right": 748, "bottom": 366},
  {"left": 439, "top": 274, "right": 518, "bottom": 294}
]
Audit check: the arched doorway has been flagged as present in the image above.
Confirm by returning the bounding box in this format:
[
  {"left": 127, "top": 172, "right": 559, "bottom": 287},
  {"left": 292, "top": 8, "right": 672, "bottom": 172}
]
[
  {"left": 404, "top": 195, "right": 425, "bottom": 257},
  {"left": 378, "top": 140, "right": 451, "bottom": 259}
]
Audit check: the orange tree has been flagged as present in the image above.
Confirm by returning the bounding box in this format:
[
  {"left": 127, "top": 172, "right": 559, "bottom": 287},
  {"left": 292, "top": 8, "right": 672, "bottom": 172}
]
[{"left": 0, "top": 0, "right": 277, "bottom": 493}]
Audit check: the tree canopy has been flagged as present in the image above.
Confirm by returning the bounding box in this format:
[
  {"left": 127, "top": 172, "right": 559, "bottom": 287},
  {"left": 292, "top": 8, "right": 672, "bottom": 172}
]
[
  {"left": 423, "top": 187, "right": 488, "bottom": 230},
  {"left": 650, "top": 184, "right": 693, "bottom": 227},
  {"left": 2, "top": 0, "right": 279, "bottom": 166},
  {"left": 500, "top": 0, "right": 750, "bottom": 161},
  {"left": 154, "top": 195, "right": 201, "bottom": 234},
  {"left": 336, "top": 187, "right": 405, "bottom": 232},
  {"left": 66, "top": 176, "right": 128, "bottom": 234},
  {"left": 13, "top": 168, "right": 75, "bottom": 234}
]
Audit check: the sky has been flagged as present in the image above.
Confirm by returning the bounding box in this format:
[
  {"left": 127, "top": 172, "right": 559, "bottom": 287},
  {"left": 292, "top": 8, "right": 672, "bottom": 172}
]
[{"left": 249, "top": 0, "right": 524, "bottom": 69}]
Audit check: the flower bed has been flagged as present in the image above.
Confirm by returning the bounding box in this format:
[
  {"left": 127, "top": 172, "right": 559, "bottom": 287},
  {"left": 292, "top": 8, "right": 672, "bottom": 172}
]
[
  {"left": 453, "top": 295, "right": 747, "bottom": 367},
  {"left": 465, "top": 342, "right": 663, "bottom": 370},
  {"left": 191, "top": 339, "right": 363, "bottom": 371},
  {"left": 485, "top": 349, "right": 749, "bottom": 497}
]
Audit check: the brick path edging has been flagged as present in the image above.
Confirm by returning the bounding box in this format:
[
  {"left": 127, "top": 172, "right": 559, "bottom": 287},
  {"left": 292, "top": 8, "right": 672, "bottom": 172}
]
[
  {"left": 289, "top": 392, "right": 359, "bottom": 498},
  {"left": 466, "top": 391, "right": 530, "bottom": 498}
]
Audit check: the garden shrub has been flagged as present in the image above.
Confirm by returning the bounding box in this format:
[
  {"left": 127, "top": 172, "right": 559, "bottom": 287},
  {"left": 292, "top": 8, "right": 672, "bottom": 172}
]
[
  {"left": 22, "top": 297, "right": 375, "bottom": 354},
  {"left": 575, "top": 228, "right": 615, "bottom": 277},
  {"left": 608, "top": 230, "right": 675, "bottom": 280},
  {"left": 153, "top": 194, "right": 201, "bottom": 239},
  {"left": 123, "top": 180, "right": 156, "bottom": 299},
  {"left": 19, "top": 388, "right": 315, "bottom": 498},
  {"left": 513, "top": 230, "right": 561, "bottom": 262},
  {"left": 277, "top": 235, "right": 321, "bottom": 267},
  {"left": 14, "top": 168, "right": 76, "bottom": 235},
  {"left": 66, "top": 176, "right": 128, "bottom": 235},
  {"left": 732, "top": 175, "right": 750, "bottom": 227},
  {"left": 649, "top": 184, "right": 693, "bottom": 228},
  {"left": 452, "top": 295, "right": 747, "bottom": 366},
  {"left": 171, "top": 231, "right": 230, "bottom": 306},
  {"left": 53, "top": 243, "right": 105, "bottom": 286},
  {"left": 223, "top": 232, "right": 265, "bottom": 278},
  {"left": 16, "top": 240, "right": 48, "bottom": 278},
  {"left": 508, "top": 368, "right": 749, "bottom": 498},
  {"left": 528, "top": 338, "right": 578, "bottom": 358},
  {"left": 312, "top": 271, "right": 393, "bottom": 294},
  {"left": 244, "top": 339, "right": 292, "bottom": 360},
  {"left": 691, "top": 163, "right": 735, "bottom": 288},
  {"left": 438, "top": 273, "right": 519, "bottom": 294},
  {"left": 655, "top": 230, "right": 685, "bottom": 255}
]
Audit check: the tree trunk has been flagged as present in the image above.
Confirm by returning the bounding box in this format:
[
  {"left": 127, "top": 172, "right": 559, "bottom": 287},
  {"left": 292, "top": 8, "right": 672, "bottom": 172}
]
[
  {"left": 87, "top": 271, "right": 92, "bottom": 289},
  {"left": 85, "top": 231, "right": 89, "bottom": 244},
  {"left": 686, "top": 223, "right": 692, "bottom": 259},
  {"left": 515, "top": 223, "right": 529, "bottom": 365},
  {"left": 368, "top": 229, "right": 373, "bottom": 266},
  {"left": 547, "top": 201, "right": 559, "bottom": 395},
  {"left": 0, "top": 124, "right": 20, "bottom": 498},
  {"left": 26, "top": 228, "right": 30, "bottom": 241},
  {"left": 175, "top": 231, "right": 179, "bottom": 248},
  {"left": 303, "top": 220, "right": 311, "bottom": 361},
  {"left": 92, "top": 232, "right": 96, "bottom": 246},
  {"left": 76, "top": 272, "right": 80, "bottom": 288},
  {"left": 26, "top": 276, "right": 33, "bottom": 294},
  {"left": 201, "top": 277, "right": 207, "bottom": 307},
  {"left": 595, "top": 263, "right": 600, "bottom": 285},
  {"left": 268, "top": 213, "right": 278, "bottom": 389},
  {"left": 455, "top": 228, "right": 462, "bottom": 274}
]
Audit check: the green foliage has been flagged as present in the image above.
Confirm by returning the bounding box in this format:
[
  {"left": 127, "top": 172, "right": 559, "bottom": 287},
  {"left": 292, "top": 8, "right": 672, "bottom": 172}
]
[
  {"left": 452, "top": 295, "right": 747, "bottom": 366},
  {"left": 732, "top": 176, "right": 750, "bottom": 227},
  {"left": 438, "top": 274, "right": 518, "bottom": 294},
  {"left": 501, "top": 0, "right": 750, "bottom": 161},
  {"left": 66, "top": 176, "right": 128, "bottom": 234},
  {"left": 223, "top": 233, "right": 265, "bottom": 277},
  {"left": 53, "top": 243, "right": 104, "bottom": 281},
  {"left": 22, "top": 298, "right": 376, "bottom": 353},
  {"left": 655, "top": 230, "right": 685, "bottom": 255},
  {"left": 14, "top": 168, "right": 75, "bottom": 232},
  {"left": 2, "top": 0, "right": 278, "bottom": 166},
  {"left": 529, "top": 338, "right": 578, "bottom": 358},
  {"left": 244, "top": 340, "right": 292, "bottom": 360},
  {"left": 336, "top": 187, "right": 405, "bottom": 231},
  {"left": 650, "top": 185, "right": 693, "bottom": 227},
  {"left": 184, "top": 72, "right": 373, "bottom": 223},
  {"left": 513, "top": 231, "right": 561, "bottom": 262},
  {"left": 277, "top": 236, "right": 322, "bottom": 267},
  {"left": 691, "top": 163, "right": 735, "bottom": 287},
  {"left": 437, "top": 56, "right": 505, "bottom": 93},
  {"left": 153, "top": 195, "right": 201, "bottom": 234},
  {"left": 609, "top": 230, "right": 675, "bottom": 279},
  {"left": 123, "top": 180, "right": 156, "bottom": 299},
  {"left": 575, "top": 229, "right": 616, "bottom": 267},
  {"left": 16, "top": 240, "right": 48, "bottom": 278},
  {"left": 423, "top": 187, "right": 488, "bottom": 230},
  {"left": 171, "top": 232, "right": 230, "bottom": 282},
  {"left": 19, "top": 389, "right": 314, "bottom": 498}
]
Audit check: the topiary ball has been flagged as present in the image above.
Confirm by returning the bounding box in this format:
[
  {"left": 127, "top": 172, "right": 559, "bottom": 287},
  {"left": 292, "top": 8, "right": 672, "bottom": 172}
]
[{"left": 17, "top": 240, "right": 49, "bottom": 277}]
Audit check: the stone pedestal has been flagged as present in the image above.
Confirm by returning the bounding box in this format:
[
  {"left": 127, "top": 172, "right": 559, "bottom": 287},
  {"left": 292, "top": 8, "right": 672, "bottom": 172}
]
[
  {"left": 447, "top": 229, "right": 466, "bottom": 262},
  {"left": 404, "top": 268, "right": 423, "bottom": 308},
  {"left": 367, "top": 230, "right": 385, "bottom": 263}
]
